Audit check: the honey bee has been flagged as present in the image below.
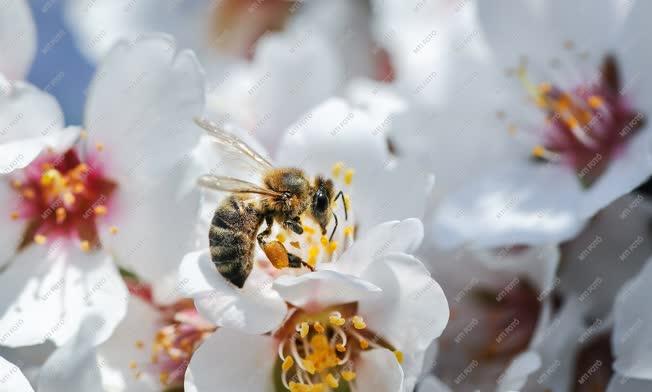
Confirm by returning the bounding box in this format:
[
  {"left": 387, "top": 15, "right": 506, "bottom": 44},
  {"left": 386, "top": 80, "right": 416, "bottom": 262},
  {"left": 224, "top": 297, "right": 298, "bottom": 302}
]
[{"left": 195, "top": 118, "right": 348, "bottom": 288}]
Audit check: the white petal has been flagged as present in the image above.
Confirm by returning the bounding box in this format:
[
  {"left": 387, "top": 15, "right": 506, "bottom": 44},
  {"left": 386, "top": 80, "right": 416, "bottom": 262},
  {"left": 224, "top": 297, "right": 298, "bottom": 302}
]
[
  {"left": 0, "top": 0, "right": 36, "bottom": 80},
  {"left": 179, "top": 250, "right": 287, "bottom": 334},
  {"left": 185, "top": 329, "right": 276, "bottom": 392},
  {"left": 0, "top": 356, "right": 33, "bottom": 392},
  {"left": 417, "top": 375, "right": 452, "bottom": 392},
  {"left": 359, "top": 253, "right": 449, "bottom": 355},
  {"left": 100, "top": 160, "right": 202, "bottom": 304},
  {"left": 607, "top": 374, "right": 652, "bottom": 392},
  {"left": 273, "top": 270, "right": 381, "bottom": 309},
  {"left": 330, "top": 219, "right": 424, "bottom": 277},
  {"left": 0, "top": 80, "right": 65, "bottom": 174},
  {"left": 355, "top": 348, "right": 404, "bottom": 392},
  {"left": 0, "top": 177, "right": 22, "bottom": 266},
  {"left": 0, "top": 245, "right": 127, "bottom": 347},
  {"left": 617, "top": 0, "right": 652, "bottom": 111},
  {"left": 433, "top": 163, "right": 586, "bottom": 249},
  {"left": 496, "top": 351, "right": 541, "bottom": 392},
  {"left": 84, "top": 35, "right": 205, "bottom": 180},
  {"left": 612, "top": 256, "right": 652, "bottom": 379}
]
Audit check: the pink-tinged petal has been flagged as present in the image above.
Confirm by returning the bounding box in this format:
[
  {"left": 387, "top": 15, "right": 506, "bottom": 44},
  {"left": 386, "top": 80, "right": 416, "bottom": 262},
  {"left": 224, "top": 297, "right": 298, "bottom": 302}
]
[
  {"left": 355, "top": 348, "right": 404, "bottom": 392},
  {"left": 0, "top": 355, "right": 34, "bottom": 392},
  {"left": 185, "top": 329, "right": 276, "bottom": 392},
  {"left": 0, "top": 0, "right": 36, "bottom": 80},
  {"left": 0, "top": 245, "right": 127, "bottom": 347},
  {"left": 84, "top": 34, "right": 205, "bottom": 181},
  {"left": 273, "top": 270, "right": 381, "bottom": 310},
  {"left": 179, "top": 250, "right": 287, "bottom": 334},
  {"left": 0, "top": 80, "right": 65, "bottom": 174}
]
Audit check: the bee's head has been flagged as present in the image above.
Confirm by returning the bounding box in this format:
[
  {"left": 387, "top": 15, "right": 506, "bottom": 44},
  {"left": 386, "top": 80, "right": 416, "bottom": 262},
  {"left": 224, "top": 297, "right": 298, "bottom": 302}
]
[{"left": 309, "top": 176, "right": 335, "bottom": 235}]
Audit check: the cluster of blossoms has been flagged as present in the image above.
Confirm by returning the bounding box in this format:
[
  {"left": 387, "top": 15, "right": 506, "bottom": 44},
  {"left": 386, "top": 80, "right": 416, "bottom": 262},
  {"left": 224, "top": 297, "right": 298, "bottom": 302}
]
[{"left": 2, "top": 0, "right": 652, "bottom": 392}]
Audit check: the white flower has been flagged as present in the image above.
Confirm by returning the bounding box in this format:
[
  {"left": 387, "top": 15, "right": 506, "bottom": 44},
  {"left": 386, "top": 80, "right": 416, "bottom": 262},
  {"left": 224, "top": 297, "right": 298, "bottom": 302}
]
[
  {"left": 0, "top": 355, "right": 33, "bottom": 392},
  {"left": 608, "top": 255, "right": 652, "bottom": 391},
  {"left": 0, "top": 35, "right": 205, "bottom": 348},
  {"left": 181, "top": 218, "right": 448, "bottom": 391},
  {"left": 0, "top": 0, "right": 36, "bottom": 80}
]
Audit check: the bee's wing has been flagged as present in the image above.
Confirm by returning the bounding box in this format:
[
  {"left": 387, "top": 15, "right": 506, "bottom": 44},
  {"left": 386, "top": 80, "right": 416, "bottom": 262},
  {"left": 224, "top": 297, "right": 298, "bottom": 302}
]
[
  {"left": 195, "top": 117, "right": 274, "bottom": 176},
  {"left": 198, "top": 175, "right": 283, "bottom": 198}
]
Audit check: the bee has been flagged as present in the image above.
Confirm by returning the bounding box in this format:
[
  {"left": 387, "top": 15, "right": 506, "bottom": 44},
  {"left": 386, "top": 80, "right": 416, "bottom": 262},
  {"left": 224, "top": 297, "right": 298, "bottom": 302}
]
[{"left": 195, "top": 118, "right": 348, "bottom": 288}]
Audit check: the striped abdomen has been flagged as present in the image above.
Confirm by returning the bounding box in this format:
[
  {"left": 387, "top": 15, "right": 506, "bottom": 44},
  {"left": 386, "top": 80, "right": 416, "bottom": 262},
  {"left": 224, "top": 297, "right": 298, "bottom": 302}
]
[{"left": 209, "top": 196, "right": 263, "bottom": 288}]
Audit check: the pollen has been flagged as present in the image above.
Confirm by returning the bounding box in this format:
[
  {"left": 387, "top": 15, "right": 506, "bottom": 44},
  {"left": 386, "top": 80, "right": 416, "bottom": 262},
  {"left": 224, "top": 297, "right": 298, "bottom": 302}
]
[
  {"left": 34, "top": 234, "right": 47, "bottom": 245},
  {"left": 22, "top": 188, "right": 35, "bottom": 200},
  {"left": 336, "top": 343, "right": 346, "bottom": 353},
  {"left": 63, "top": 193, "right": 76, "bottom": 206},
  {"left": 282, "top": 356, "right": 294, "bottom": 371},
  {"left": 307, "top": 246, "right": 319, "bottom": 268},
  {"left": 10, "top": 211, "right": 20, "bottom": 220},
  {"left": 329, "top": 312, "right": 345, "bottom": 327},
  {"left": 303, "top": 225, "right": 316, "bottom": 235},
  {"left": 343, "top": 226, "right": 354, "bottom": 237},
  {"left": 343, "top": 169, "right": 354, "bottom": 185},
  {"left": 320, "top": 235, "right": 329, "bottom": 247},
  {"left": 55, "top": 207, "right": 66, "bottom": 224},
  {"left": 159, "top": 371, "right": 169, "bottom": 385},
  {"left": 341, "top": 370, "right": 356, "bottom": 381},
  {"left": 359, "top": 338, "right": 369, "bottom": 349},
  {"left": 135, "top": 340, "right": 145, "bottom": 349},
  {"left": 327, "top": 241, "right": 338, "bottom": 254},
  {"left": 129, "top": 360, "right": 138, "bottom": 369},
  {"left": 588, "top": 95, "right": 604, "bottom": 109},
  {"left": 94, "top": 205, "right": 108, "bottom": 216},
  {"left": 80, "top": 240, "right": 91, "bottom": 252},
  {"left": 95, "top": 142, "right": 104, "bottom": 152},
  {"left": 303, "top": 359, "right": 316, "bottom": 374},
  {"left": 109, "top": 226, "right": 119, "bottom": 235},
  {"left": 532, "top": 145, "right": 547, "bottom": 159},
  {"left": 313, "top": 322, "right": 325, "bottom": 334},
  {"left": 352, "top": 315, "right": 366, "bottom": 330},
  {"left": 299, "top": 322, "right": 310, "bottom": 338},
  {"left": 276, "top": 232, "right": 286, "bottom": 242},
  {"left": 325, "top": 373, "right": 339, "bottom": 388},
  {"left": 344, "top": 194, "right": 351, "bottom": 212},
  {"left": 10, "top": 179, "right": 22, "bottom": 189},
  {"left": 394, "top": 350, "right": 404, "bottom": 364},
  {"left": 331, "top": 162, "right": 344, "bottom": 178}
]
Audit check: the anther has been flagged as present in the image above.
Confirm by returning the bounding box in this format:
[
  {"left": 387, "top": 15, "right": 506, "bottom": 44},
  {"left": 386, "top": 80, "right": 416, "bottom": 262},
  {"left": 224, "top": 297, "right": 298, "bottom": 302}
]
[
  {"left": 94, "top": 205, "right": 108, "bottom": 216},
  {"left": 341, "top": 370, "right": 356, "bottom": 381},
  {"left": 10, "top": 211, "right": 20, "bottom": 220},
  {"left": 298, "top": 322, "right": 309, "bottom": 338},
  {"left": 394, "top": 350, "right": 404, "bottom": 364},
  {"left": 331, "top": 162, "right": 344, "bottom": 178},
  {"left": 351, "top": 316, "right": 366, "bottom": 330},
  {"left": 343, "top": 169, "right": 354, "bottom": 185},
  {"left": 325, "top": 373, "right": 339, "bottom": 388},
  {"left": 55, "top": 207, "right": 66, "bottom": 224},
  {"left": 313, "top": 322, "right": 325, "bottom": 334},
  {"left": 329, "top": 312, "right": 345, "bottom": 327},
  {"left": 80, "top": 240, "right": 91, "bottom": 252},
  {"left": 109, "top": 226, "right": 119, "bottom": 235},
  {"left": 282, "top": 356, "right": 294, "bottom": 371},
  {"left": 95, "top": 142, "right": 104, "bottom": 152},
  {"left": 34, "top": 234, "right": 47, "bottom": 245}
]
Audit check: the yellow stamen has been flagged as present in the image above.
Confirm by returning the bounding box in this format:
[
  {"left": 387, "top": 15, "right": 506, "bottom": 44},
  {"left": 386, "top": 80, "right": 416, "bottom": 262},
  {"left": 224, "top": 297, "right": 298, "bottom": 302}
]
[
  {"left": 394, "top": 350, "right": 404, "bottom": 364},
  {"left": 307, "top": 246, "right": 319, "bottom": 268},
  {"left": 327, "top": 241, "right": 338, "bottom": 254},
  {"left": 313, "top": 321, "right": 325, "bottom": 334},
  {"left": 55, "top": 207, "right": 66, "bottom": 224},
  {"left": 159, "top": 371, "right": 169, "bottom": 385},
  {"left": 325, "top": 373, "right": 339, "bottom": 388},
  {"left": 128, "top": 360, "right": 138, "bottom": 369},
  {"left": 10, "top": 179, "right": 22, "bottom": 189},
  {"left": 329, "top": 312, "right": 345, "bottom": 327},
  {"left": 336, "top": 343, "right": 346, "bottom": 353},
  {"left": 341, "top": 370, "right": 356, "bottom": 381},
  {"left": 343, "top": 226, "right": 354, "bottom": 237},
  {"left": 282, "top": 356, "right": 294, "bottom": 371},
  {"left": 63, "top": 193, "right": 76, "bottom": 206},
  {"left": 95, "top": 142, "right": 104, "bottom": 152},
  {"left": 290, "top": 241, "right": 300, "bottom": 249},
  {"left": 352, "top": 316, "right": 366, "bottom": 330},
  {"left": 276, "top": 232, "right": 286, "bottom": 242},
  {"left": 303, "top": 359, "right": 316, "bottom": 374},
  {"left": 80, "top": 240, "right": 91, "bottom": 252},
  {"left": 343, "top": 169, "right": 354, "bottom": 185},
  {"left": 588, "top": 95, "right": 604, "bottom": 109},
  {"left": 532, "top": 145, "right": 547, "bottom": 159},
  {"left": 22, "top": 188, "right": 35, "bottom": 200},
  {"left": 34, "top": 234, "right": 47, "bottom": 245},
  {"left": 94, "top": 205, "right": 108, "bottom": 216},
  {"left": 331, "top": 162, "right": 344, "bottom": 178},
  {"left": 303, "top": 225, "right": 316, "bottom": 235},
  {"left": 109, "top": 226, "right": 119, "bottom": 235},
  {"left": 135, "top": 340, "right": 145, "bottom": 349},
  {"left": 10, "top": 211, "right": 20, "bottom": 220},
  {"left": 359, "top": 338, "right": 369, "bottom": 349},
  {"left": 344, "top": 195, "right": 351, "bottom": 212},
  {"left": 320, "top": 235, "right": 329, "bottom": 247},
  {"left": 299, "top": 322, "right": 309, "bottom": 338}
]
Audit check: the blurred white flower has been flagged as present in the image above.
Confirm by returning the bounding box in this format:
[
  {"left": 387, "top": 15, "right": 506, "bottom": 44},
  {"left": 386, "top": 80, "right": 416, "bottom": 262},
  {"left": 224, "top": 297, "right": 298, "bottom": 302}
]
[
  {"left": 427, "top": 0, "right": 652, "bottom": 249},
  {"left": 182, "top": 219, "right": 448, "bottom": 391},
  {"left": 0, "top": 355, "right": 34, "bottom": 392},
  {"left": 0, "top": 0, "right": 35, "bottom": 81},
  {"left": 0, "top": 35, "right": 205, "bottom": 348}
]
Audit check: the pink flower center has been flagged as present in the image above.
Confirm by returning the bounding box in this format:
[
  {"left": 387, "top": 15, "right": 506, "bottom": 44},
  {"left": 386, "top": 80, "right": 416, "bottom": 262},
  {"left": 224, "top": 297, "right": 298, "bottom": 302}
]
[
  {"left": 9, "top": 148, "right": 117, "bottom": 251},
  {"left": 512, "top": 56, "right": 645, "bottom": 187}
]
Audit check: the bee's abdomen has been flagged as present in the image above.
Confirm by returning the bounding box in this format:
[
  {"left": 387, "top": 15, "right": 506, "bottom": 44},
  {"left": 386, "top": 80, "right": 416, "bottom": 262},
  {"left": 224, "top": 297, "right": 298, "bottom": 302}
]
[{"left": 209, "top": 196, "right": 260, "bottom": 288}]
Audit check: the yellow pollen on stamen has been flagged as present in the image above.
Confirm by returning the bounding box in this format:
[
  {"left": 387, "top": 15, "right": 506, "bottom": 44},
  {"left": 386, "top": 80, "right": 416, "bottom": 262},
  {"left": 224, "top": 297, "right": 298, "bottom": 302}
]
[
  {"left": 55, "top": 207, "right": 67, "bottom": 224},
  {"left": 332, "top": 162, "right": 344, "bottom": 178},
  {"left": 325, "top": 373, "right": 339, "bottom": 388},
  {"left": 303, "top": 359, "right": 316, "bottom": 375},
  {"left": 588, "top": 95, "right": 604, "bottom": 109},
  {"left": 329, "top": 312, "right": 345, "bottom": 327},
  {"left": 359, "top": 338, "right": 369, "bottom": 349},
  {"left": 63, "top": 193, "right": 76, "bottom": 206},
  {"left": 352, "top": 316, "right": 366, "bottom": 330},
  {"left": 343, "top": 169, "right": 354, "bottom": 185},
  {"left": 10, "top": 211, "right": 20, "bottom": 220},
  {"left": 343, "top": 195, "right": 351, "bottom": 212},
  {"left": 34, "top": 234, "right": 47, "bottom": 245},
  {"left": 307, "top": 246, "right": 319, "bottom": 268},
  {"left": 320, "top": 236, "right": 329, "bottom": 247},
  {"left": 10, "top": 179, "right": 22, "bottom": 189},
  {"left": 532, "top": 145, "right": 547, "bottom": 159},
  {"left": 135, "top": 340, "right": 145, "bottom": 349},
  {"left": 22, "top": 188, "right": 35, "bottom": 200},
  {"left": 80, "top": 240, "right": 91, "bottom": 252},
  {"left": 394, "top": 350, "right": 404, "bottom": 364},
  {"left": 538, "top": 82, "right": 552, "bottom": 94},
  {"left": 282, "top": 355, "right": 294, "bottom": 372},
  {"left": 327, "top": 241, "right": 338, "bottom": 254},
  {"left": 129, "top": 360, "right": 138, "bottom": 369},
  {"left": 341, "top": 370, "right": 356, "bottom": 382},
  {"left": 299, "top": 322, "right": 309, "bottom": 338},
  {"left": 95, "top": 142, "right": 104, "bottom": 152},
  {"left": 564, "top": 116, "right": 580, "bottom": 130},
  {"left": 276, "top": 232, "right": 286, "bottom": 243},
  {"left": 303, "top": 225, "right": 316, "bottom": 235},
  {"left": 313, "top": 322, "right": 325, "bottom": 334},
  {"left": 109, "top": 226, "right": 119, "bottom": 235},
  {"left": 336, "top": 343, "right": 346, "bottom": 353},
  {"left": 159, "top": 371, "right": 169, "bottom": 385},
  {"left": 343, "top": 226, "right": 354, "bottom": 237},
  {"left": 73, "top": 183, "right": 85, "bottom": 194},
  {"left": 94, "top": 205, "right": 108, "bottom": 216}
]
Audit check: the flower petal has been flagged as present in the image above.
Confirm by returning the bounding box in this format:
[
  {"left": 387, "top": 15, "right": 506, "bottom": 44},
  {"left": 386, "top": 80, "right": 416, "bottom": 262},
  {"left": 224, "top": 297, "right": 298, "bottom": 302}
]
[
  {"left": 612, "top": 256, "right": 652, "bottom": 379},
  {"left": 359, "top": 253, "right": 449, "bottom": 374},
  {"left": 0, "top": 80, "right": 65, "bottom": 174},
  {"left": 0, "top": 0, "right": 36, "bottom": 80},
  {"left": 179, "top": 250, "right": 287, "bottom": 334},
  {"left": 185, "top": 328, "right": 276, "bottom": 392},
  {"left": 0, "top": 245, "right": 127, "bottom": 347},
  {"left": 355, "top": 348, "right": 404, "bottom": 392},
  {"left": 496, "top": 351, "right": 541, "bottom": 392},
  {"left": 0, "top": 355, "right": 34, "bottom": 392},
  {"left": 84, "top": 34, "right": 205, "bottom": 180},
  {"left": 433, "top": 162, "right": 586, "bottom": 249},
  {"left": 417, "top": 375, "right": 453, "bottom": 392},
  {"left": 273, "top": 270, "right": 381, "bottom": 309},
  {"left": 607, "top": 374, "right": 652, "bottom": 392}
]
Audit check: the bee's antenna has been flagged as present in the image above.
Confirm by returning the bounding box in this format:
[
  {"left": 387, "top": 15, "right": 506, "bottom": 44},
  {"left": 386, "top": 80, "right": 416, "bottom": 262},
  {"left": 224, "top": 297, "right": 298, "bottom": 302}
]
[
  {"left": 329, "top": 211, "right": 338, "bottom": 242},
  {"left": 334, "top": 191, "right": 348, "bottom": 220}
]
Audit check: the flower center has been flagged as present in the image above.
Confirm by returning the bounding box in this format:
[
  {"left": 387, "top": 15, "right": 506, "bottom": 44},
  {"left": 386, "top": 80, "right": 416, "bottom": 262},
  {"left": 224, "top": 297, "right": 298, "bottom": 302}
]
[
  {"left": 275, "top": 305, "right": 402, "bottom": 391},
  {"left": 9, "top": 149, "right": 117, "bottom": 251},
  {"left": 510, "top": 56, "right": 645, "bottom": 187},
  {"left": 130, "top": 299, "right": 215, "bottom": 388}
]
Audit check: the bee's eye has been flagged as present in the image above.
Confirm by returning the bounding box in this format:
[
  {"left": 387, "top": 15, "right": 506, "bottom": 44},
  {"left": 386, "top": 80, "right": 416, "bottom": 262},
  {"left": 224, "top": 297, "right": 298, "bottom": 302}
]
[{"left": 314, "top": 191, "right": 328, "bottom": 212}]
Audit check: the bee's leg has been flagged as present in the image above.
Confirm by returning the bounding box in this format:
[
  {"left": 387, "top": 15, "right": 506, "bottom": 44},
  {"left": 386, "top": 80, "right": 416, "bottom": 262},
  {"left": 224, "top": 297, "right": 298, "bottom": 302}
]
[
  {"left": 257, "top": 215, "right": 274, "bottom": 247},
  {"left": 287, "top": 253, "right": 314, "bottom": 271},
  {"left": 283, "top": 217, "right": 304, "bottom": 235}
]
